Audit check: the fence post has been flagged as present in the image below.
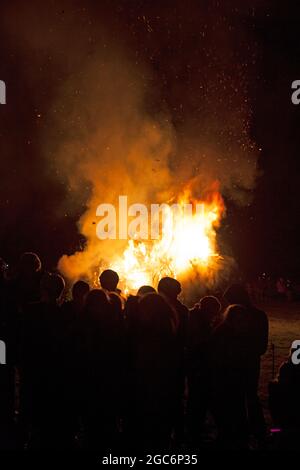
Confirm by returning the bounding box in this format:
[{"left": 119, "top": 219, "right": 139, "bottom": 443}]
[{"left": 271, "top": 342, "right": 275, "bottom": 379}]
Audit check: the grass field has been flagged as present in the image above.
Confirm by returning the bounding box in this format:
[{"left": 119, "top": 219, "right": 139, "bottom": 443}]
[{"left": 258, "top": 300, "right": 300, "bottom": 423}]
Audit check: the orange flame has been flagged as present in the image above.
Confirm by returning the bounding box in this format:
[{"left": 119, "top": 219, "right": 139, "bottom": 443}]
[{"left": 110, "top": 187, "right": 224, "bottom": 294}]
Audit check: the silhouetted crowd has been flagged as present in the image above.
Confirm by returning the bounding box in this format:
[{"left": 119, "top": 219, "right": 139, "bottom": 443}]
[{"left": 0, "top": 252, "right": 299, "bottom": 451}]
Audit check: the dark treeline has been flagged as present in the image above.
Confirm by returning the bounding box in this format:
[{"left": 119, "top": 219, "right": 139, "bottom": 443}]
[{"left": 0, "top": 252, "right": 299, "bottom": 451}]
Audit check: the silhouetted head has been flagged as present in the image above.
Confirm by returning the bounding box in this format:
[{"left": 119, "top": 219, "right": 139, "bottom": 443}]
[
  {"left": 109, "top": 292, "right": 123, "bottom": 317},
  {"left": 40, "top": 272, "right": 65, "bottom": 303},
  {"left": 200, "top": 295, "right": 221, "bottom": 323},
  {"left": 99, "top": 269, "right": 119, "bottom": 292},
  {"left": 124, "top": 295, "right": 140, "bottom": 323},
  {"left": 158, "top": 277, "right": 181, "bottom": 300},
  {"left": 72, "top": 280, "right": 90, "bottom": 303},
  {"left": 85, "top": 289, "right": 110, "bottom": 317},
  {"left": 138, "top": 292, "right": 175, "bottom": 335},
  {"left": 137, "top": 285, "right": 156, "bottom": 296},
  {"left": 223, "top": 304, "right": 249, "bottom": 333},
  {"left": 19, "top": 252, "right": 41, "bottom": 276},
  {"left": 224, "top": 283, "right": 251, "bottom": 307}
]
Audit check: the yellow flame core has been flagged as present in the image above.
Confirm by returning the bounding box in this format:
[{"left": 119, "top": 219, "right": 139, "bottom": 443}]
[{"left": 111, "top": 191, "right": 224, "bottom": 295}]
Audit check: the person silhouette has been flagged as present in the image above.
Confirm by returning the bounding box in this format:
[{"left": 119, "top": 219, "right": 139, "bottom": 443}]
[
  {"left": 60, "top": 279, "right": 90, "bottom": 443},
  {"left": 137, "top": 285, "right": 156, "bottom": 296},
  {"left": 71, "top": 280, "right": 90, "bottom": 310},
  {"left": 61, "top": 280, "right": 90, "bottom": 326},
  {"left": 99, "top": 269, "right": 120, "bottom": 293},
  {"left": 187, "top": 295, "right": 221, "bottom": 446},
  {"left": 82, "top": 289, "right": 121, "bottom": 450},
  {"left": 269, "top": 343, "right": 300, "bottom": 429},
  {"left": 211, "top": 304, "right": 253, "bottom": 449},
  {"left": 127, "top": 293, "right": 177, "bottom": 452},
  {"left": 157, "top": 277, "right": 188, "bottom": 446},
  {"left": 20, "top": 272, "right": 67, "bottom": 448},
  {"left": 223, "top": 284, "right": 268, "bottom": 444}
]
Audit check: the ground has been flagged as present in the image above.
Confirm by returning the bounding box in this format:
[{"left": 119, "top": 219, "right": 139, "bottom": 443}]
[{"left": 259, "top": 300, "right": 300, "bottom": 423}]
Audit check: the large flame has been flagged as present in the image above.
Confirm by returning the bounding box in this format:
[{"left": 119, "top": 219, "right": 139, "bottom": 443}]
[{"left": 110, "top": 188, "right": 224, "bottom": 295}]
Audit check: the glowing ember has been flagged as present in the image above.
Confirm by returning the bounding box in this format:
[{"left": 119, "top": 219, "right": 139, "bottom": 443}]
[{"left": 110, "top": 189, "right": 224, "bottom": 295}]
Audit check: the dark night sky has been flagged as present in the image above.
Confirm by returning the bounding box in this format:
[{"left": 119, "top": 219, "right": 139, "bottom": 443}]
[{"left": 0, "top": 0, "right": 300, "bottom": 279}]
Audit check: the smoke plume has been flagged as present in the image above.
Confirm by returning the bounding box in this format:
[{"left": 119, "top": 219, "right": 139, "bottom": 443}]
[{"left": 1, "top": 0, "right": 261, "bottom": 289}]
